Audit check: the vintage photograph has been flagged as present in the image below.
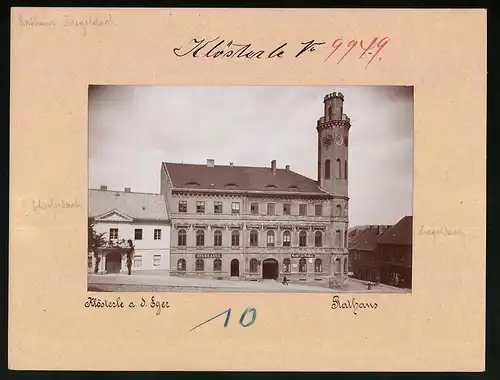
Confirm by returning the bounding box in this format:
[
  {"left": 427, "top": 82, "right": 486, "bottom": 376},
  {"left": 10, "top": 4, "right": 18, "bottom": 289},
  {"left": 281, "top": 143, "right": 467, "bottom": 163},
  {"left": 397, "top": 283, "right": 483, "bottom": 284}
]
[{"left": 87, "top": 85, "right": 413, "bottom": 293}]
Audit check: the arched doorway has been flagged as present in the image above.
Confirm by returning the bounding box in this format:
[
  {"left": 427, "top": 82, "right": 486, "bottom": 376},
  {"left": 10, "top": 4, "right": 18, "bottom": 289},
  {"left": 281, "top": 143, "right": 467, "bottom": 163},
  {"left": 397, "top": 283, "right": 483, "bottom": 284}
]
[
  {"left": 106, "top": 251, "right": 122, "bottom": 274},
  {"left": 262, "top": 258, "right": 279, "bottom": 280},
  {"left": 230, "top": 259, "right": 239, "bottom": 277}
]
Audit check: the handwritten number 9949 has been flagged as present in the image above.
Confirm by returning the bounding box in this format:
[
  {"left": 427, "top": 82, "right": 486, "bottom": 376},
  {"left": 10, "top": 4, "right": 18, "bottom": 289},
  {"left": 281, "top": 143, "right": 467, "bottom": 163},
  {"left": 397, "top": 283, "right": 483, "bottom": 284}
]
[
  {"left": 190, "top": 308, "right": 257, "bottom": 331},
  {"left": 324, "top": 37, "right": 390, "bottom": 69}
]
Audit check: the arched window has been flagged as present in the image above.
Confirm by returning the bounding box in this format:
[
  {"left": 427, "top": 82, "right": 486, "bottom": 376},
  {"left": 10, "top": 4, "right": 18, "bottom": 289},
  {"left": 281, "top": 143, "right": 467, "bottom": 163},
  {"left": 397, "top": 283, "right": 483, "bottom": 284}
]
[
  {"left": 267, "top": 230, "right": 275, "bottom": 246},
  {"left": 336, "top": 158, "right": 341, "bottom": 178},
  {"left": 344, "top": 230, "right": 348, "bottom": 248},
  {"left": 344, "top": 160, "right": 348, "bottom": 179},
  {"left": 178, "top": 229, "right": 187, "bottom": 246},
  {"left": 213, "top": 258, "right": 222, "bottom": 271},
  {"left": 283, "top": 230, "right": 291, "bottom": 247},
  {"left": 344, "top": 136, "right": 348, "bottom": 147},
  {"left": 328, "top": 105, "right": 332, "bottom": 120},
  {"left": 231, "top": 230, "right": 240, "bottom": 246},
  {"left": 314, "top": 231, "right": 323, "bottom": 247},
  {"left": 299, "top": 230, "right": 307, "bottom": 247},
  {"left": 283, "top": 258, "right": 291, "bottom": 273},
  {"left": 324, "top": 159, "right": 331, "bottom": 179},
  {"left": 315, "top": 258, "right": 322, "bottom": 272},
  {"left": 195, "top": 259, "right": 204, "bottom": 271},
  {"left": 336, "top": 204, "right": 342, "bottom": 216},
  {"left": 335, "top": 230, "right": 341, "bottom": 247},
  {"left": 177, "top": 259, "right": 186, "bottom": 271},
  {"left": 196, "top": 230, "right": 205, "bottom": 246},
  {"left": 334, "top": 257, "right": 341, "bottom": 273},
  {"left": 299, "top": 258, "right": 307, "bottom": 273},
  {"left": 213, "top": 230, "right": 222, "bottom": 246},
  {"left": 250, "top": 230, "right": 259, "bottom": 246},
  {"left": 250, "top": 258, "right": 258, "bottom": 273}
]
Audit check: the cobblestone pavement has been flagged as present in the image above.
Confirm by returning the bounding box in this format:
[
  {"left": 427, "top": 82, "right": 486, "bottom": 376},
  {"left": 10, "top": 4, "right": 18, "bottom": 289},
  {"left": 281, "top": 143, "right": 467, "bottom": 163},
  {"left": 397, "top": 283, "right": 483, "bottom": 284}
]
[{"left": 88, "top": 271, "right": 408, "bottom": 293}]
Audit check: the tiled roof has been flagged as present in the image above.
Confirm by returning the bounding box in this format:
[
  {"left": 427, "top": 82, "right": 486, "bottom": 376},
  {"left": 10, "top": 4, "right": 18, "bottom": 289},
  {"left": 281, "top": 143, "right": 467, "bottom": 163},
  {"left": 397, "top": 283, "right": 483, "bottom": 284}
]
[
  {"left": 350, "top": 229, "right": 379, "bottom": 252},
  {"left": 377, "top": 216, "right": 413, "bottom": 245},
  {"left": 163, "top": 162, "right": 330, "bottom": 195},
  {"left": 88, "top": 189, "right": 169, "bottom": 221}
]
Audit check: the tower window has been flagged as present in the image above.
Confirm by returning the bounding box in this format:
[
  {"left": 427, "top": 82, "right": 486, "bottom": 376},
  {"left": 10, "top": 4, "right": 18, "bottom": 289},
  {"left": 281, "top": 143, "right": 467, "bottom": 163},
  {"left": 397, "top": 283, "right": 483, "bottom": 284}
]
[
  {"left": 328, "top": 105, "right": 333, "bottom": 120},
  {"left": 336, "top": 158, "right": 341, "bottom": 178},
  {"left": 324, "top": 159, "right": 331, "bottom": 179},
  {"left": 345, "top": 160, "right": 348, "bottom": 179}
]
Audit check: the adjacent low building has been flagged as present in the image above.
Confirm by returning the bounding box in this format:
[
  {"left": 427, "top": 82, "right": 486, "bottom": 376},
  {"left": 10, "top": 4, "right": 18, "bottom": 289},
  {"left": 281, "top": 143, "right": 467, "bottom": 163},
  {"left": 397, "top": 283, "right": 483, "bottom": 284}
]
[{"left": 88, "top": 187, "right": 171, "bottom": 274}]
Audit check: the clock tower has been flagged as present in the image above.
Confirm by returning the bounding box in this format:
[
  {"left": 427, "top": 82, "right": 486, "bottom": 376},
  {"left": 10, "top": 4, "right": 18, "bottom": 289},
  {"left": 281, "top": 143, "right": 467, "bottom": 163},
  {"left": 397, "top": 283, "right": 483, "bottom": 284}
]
[{"left": 317, "top": 91, "right": 350, "bottom": 198}]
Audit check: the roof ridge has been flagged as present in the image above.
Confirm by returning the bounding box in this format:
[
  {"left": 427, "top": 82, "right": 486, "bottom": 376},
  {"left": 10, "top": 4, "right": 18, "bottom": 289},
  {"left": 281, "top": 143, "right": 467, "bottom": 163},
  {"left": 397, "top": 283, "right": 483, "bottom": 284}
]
[{"left": 89, "top": 189, "right": 162, "bottom": 196}]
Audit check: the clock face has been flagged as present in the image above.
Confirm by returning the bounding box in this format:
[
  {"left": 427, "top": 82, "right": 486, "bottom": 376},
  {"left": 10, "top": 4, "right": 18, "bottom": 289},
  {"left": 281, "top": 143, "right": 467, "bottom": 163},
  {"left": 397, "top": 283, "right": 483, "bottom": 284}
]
[
  {"left": 335, "top": 134, "right": 343, "bottom": 146},
  {"left": 322, "top": 134, "right": 333, "bottom": 148}
]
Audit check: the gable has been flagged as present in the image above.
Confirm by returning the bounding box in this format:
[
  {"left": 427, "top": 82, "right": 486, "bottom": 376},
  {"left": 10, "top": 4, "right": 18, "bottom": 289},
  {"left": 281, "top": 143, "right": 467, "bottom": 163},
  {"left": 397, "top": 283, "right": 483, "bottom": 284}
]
[{"left": 94, "top": 209, "right": 133, "bottom": 223}]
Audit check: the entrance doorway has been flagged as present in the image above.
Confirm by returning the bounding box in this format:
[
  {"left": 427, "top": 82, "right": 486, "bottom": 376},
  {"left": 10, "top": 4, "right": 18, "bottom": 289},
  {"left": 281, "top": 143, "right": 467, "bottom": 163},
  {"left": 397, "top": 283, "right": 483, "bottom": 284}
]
[
  {"left": 262, "top": 258, "right": 279, "bottom": 280},
  {"left": 105, "top": 252, "right": 122, "bottom": 274},
  {"left": 230, "top": 259, "right": 239, "bottom": 277}
]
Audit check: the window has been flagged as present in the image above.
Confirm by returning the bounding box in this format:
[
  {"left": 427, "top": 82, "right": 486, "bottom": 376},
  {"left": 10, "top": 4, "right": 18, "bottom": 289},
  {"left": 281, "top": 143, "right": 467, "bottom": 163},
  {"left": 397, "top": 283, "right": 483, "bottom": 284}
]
[
  {"left": 283, "top": 230, "right": 291, "bottom": 247},
  {"left": 250, "top": 203, "right": 259, "bottom": 214},
  {"left": 344, "top": 160, "right": 348, "bottom": 179},
  {"left": 314, "top": 231, "right": 323, "bottom": 247},
  {"left": 231, "top": 202, "right": 240, "bottom": 214},
  {"left": 133, "top": 255, "right": 142, "bottom": 268},
  {"left": 134, "top": 229, "right": 143, "bottom": 240},
  {"left": 324, "top": 159, "right": 331, "bottom": 179},
  {"left": 178, "top": 201, "right": 187, "bottom": 213},
  {"left": 213, "top": 258, "right": 222, "bottom": 271},
  {"left": 334, "top": 258, "right": 341, "bottom": 273},
  {"left": 231, "top": 230, "right": 240, "bottom": 246},
  {"left": 299, "top": 258, "right": 307, "bottom": 273},
  {"left": 328, "top": 105, "right": 332, "bottom": 119},
  {"left": 195, "top": 259, "right": 204, "bottom": 271},
  {"left": 154, "top": 229, "right": 161, "bottom": 240},
  {"left": 177, "top": 259, "right": 186, "bottom": 271},
  {"left": 196, "top": 201, "right": 205, "bottom": 214},
  {"left": 178, "top": 229, "right": 187, "bottom": 246},
  {"left": 299, "top": 230, "right": 307, "bottom": 247},
  {"left": 315, "top": 258, "right": 322, "bottom": 272},
  {"left": 283, "top": 203, "right": 291, "bottom": 215},
  {"left": 344, "top": 136, "right": 348, "bottom": 147},
  {"left": 267, "top": 230, "right": 275, "bottom": 247},
  {"left": 88, "top": 255, "right": 92, "bottom": 268},
  {"left": 335, "top": 230, "right": 342, "bottom": 247},
  {"left": 213, "top": 230, "right": 222, "bottom": 246},
  {"left": 299, "top": 204, "right": 307, "bottom": 216},
  {"left": 344, "top": 230, "right": 348, "bottom": 248},
  {"left": 336, "top": 204, "right": 342, "bottom": 216},
  {"left": 336, "top": 158, "right": 341, "bottom": 178},
  {"left": 153, "top": 255, "right": 161, "bottom": 267},
  {"left": 315, "top": 204, "right": 322, "bottom": 216},
  {"left": 267, "top": 203, "right": 275, "bottom": 215},
  {"left": 214, "top": 201, "right": 223, "bottom": 214},
  {"left": 283, "top": 258, "right": 291, "bottom": 273},
  {"left": 250, "top": 230, "right": 259, "bottom": 246},
  {"left": 109, "top": 228, "right": 118, "bottom": 240},
  {"left": 196, "top": 230, "right": 205, "bottom": 246},
  {"left": 250, "top": 258, "right": 258, "bottom": 273}
]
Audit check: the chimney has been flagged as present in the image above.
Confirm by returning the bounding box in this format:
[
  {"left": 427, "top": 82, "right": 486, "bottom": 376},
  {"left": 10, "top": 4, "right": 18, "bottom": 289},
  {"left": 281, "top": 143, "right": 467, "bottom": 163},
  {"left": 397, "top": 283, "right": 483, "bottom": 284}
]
[
  {"left": 229, "top": 162, "right": 234, "bottom": 167},
  {"left": 124, "top": 187, "right": 131, "bottom": 193},
  {"left": 285, "top": 165, "right": 290, "bottom": 170},
  {"left": 207, "top": 159, "right": 215, "bottom": 167},
  {"left": 271, "top": 160, "right": 276, "bottom": 175},
  {"left": 99, "top": 185, "right": 107, "bottom": 191}
]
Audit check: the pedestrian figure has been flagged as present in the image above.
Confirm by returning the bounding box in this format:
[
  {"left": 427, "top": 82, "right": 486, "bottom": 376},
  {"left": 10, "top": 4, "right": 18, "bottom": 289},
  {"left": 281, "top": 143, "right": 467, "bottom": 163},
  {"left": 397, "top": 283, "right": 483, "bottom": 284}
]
[
  {"left": 367, "top": 282, "right": 372, "bottom": 290},
  {"left": 282, "top": 275, "right": 289, "bottom": 286}
]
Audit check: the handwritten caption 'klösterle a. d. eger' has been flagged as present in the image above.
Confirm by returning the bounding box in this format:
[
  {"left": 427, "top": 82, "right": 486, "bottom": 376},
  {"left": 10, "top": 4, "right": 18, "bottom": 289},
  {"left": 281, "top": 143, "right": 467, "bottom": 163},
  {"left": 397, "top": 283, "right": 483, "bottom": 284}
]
[{"left": 84, "top": 296, "right": 170, "bottom": 315}]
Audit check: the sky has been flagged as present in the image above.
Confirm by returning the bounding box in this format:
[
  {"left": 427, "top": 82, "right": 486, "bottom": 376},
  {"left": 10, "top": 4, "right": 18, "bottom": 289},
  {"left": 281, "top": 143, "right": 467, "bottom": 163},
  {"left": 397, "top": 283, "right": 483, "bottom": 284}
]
[{"left": 88, "top": 86, "right": 413, "bottom": 227}]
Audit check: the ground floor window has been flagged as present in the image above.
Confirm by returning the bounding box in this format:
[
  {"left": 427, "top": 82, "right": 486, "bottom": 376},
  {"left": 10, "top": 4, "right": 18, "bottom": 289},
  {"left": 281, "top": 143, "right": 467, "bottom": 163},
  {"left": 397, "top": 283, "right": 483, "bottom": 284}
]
[
  {"left": 213, "top": 258, "right": 222, "bottom": 271},
  {"left": 88, "top": 255, "right": 92, "bottom": 268},
  {"left": 153, "top": 255, "right": 161, "bottom": 267},
  {"left": 177, "top": 259, "right": 186, "bottom": 271},
  {"left": 250, "top": 258, "right": 258, "bottom": 273},
  {"left": 195, "top": 258, "right": 205, "bottom": 271},
  {"left": 283, "top": 258, "right": 291, "bottom": 272},
  {"left": 133, "top": 255, "right": 142, "bottom": 268},
  {"left": 314, "top": 258, "right": 322, "bottom": 272},
  {"left": 299, "top": 258, "right": 307, "bottom": 273}
]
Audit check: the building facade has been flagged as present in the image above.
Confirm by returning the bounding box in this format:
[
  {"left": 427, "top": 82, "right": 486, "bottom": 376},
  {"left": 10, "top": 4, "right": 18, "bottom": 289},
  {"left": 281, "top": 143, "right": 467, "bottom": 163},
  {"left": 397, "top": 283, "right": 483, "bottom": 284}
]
[
  {"left": 161, "top": 91, "right": 351, "bottom": 286},
  {"left": 88, "top": 187, "right": 171, "bottom": 274}
]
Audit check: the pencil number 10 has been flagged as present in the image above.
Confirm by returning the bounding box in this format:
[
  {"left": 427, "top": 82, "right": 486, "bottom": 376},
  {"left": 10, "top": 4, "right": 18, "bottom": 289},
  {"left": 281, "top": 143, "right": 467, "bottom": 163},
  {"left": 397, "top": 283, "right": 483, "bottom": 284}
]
[{"left": 190, "top": 308, "right": 257, "bottom": 331}]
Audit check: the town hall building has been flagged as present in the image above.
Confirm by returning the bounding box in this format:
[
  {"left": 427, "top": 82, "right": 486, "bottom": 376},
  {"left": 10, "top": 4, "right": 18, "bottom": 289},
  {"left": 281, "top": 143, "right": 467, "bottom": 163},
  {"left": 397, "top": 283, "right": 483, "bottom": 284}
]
[{"left": 161, "top": 91, "right": 351, "bottom": 286}]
